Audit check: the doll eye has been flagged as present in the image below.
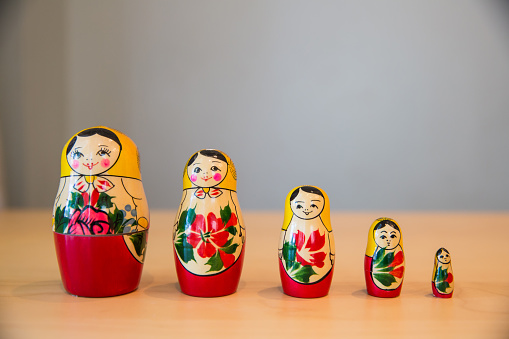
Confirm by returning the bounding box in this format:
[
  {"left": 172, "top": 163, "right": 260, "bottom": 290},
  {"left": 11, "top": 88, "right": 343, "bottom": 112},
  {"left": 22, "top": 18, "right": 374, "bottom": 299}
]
[
  {"left": 72, "top": 150, "right": 83, "bottom": 159},
  {"left": 440, "top": 255, "right": 443, "bottom": 258},
  {"left": 296, "top": 204, "right": 303, "bottom": 209},
  {"left": 380, "top": 235, "right": 386, "bottom": 240},
  {"left": 193, "top": 167, "right": 202, "bottom": 173},
  {"left": 310, "top": 204, "right": 318, "bottom": 209},
  {"left": 97, "top": 148, "right": 111, "bottom": 157},
  {"left": 211, "top": 166, "right": 221, "bottom": 172},
  {"left": 390, "top": 234, "right": 397, "bottom": 239}
]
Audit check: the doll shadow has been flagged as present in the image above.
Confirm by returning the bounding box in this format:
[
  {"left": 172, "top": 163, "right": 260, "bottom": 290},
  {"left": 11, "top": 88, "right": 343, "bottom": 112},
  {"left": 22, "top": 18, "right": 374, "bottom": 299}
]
[
  {"left": 257, "top": 286, "right": 285, "bottom": 300},
  {"left": 351, "top": 289, "right": 370, "bottom": 299},
  {"left": 12, "top": 280, "right": 95, "bottom": 303},
  {"left": 144, "top": 281, "right": 250, "bottom": 300},
  {"left": 142, "top": 282, "right": 184, "bottom": 300}
]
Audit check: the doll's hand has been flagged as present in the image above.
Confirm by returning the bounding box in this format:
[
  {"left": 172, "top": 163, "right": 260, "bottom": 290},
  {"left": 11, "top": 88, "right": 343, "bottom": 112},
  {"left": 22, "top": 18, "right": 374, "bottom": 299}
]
[
  {"left": 278, "top": 249, "right": 283, "bottom": 260},
  {"left": 330, "top": 253, "right": 335, "bottom": 265}
]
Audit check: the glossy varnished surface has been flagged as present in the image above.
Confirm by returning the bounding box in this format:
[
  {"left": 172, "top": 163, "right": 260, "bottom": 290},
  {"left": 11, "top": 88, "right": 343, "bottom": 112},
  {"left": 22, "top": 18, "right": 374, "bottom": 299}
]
[{"left": 1, "top": 210, "right": 508, "bottom": 338}]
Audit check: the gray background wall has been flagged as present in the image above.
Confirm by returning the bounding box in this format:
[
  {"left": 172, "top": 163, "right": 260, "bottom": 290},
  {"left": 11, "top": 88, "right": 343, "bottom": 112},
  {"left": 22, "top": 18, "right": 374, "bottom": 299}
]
[{"left": 1, "top": 0, "right": 508, "bottom": 210}]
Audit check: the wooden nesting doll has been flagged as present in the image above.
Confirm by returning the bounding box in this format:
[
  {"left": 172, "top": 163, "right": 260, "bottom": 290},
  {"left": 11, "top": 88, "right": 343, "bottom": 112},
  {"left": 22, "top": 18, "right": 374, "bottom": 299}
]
[
  {"left": 52, "top": 126, "right": 149, "bottom": 297},
  {"left": 173, "top": 149, "right": 245, "bottom": 297},
  {"left": 278, "top": 186, "right": 335, "bottom": 298},
  {"left": 432, "top": 247, "right": 454, "bottom": 298},
  {"left": 364, "top": 218, "right": 405, "bottom": 298}
]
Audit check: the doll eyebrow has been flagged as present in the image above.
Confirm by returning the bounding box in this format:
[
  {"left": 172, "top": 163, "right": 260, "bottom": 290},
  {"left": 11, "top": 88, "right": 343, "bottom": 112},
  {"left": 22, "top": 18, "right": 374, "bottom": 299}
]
[
  {"left": 212, "top": 161, "right": 222, "bottom": 164},
  {"left": 98, "top": 144, "right": 109, "bottom": 147},
  {"left": 380, "top": 231, "right": 387, "bottom": 234},
  {"left": 295, "top": 201, "right": 305, "bottom": 204},
  {"left": 390, "top": 231, "right": 396, "bottom": 234},
  {"left": 311, "top": 200, "right": 321, "bottom": 202}
]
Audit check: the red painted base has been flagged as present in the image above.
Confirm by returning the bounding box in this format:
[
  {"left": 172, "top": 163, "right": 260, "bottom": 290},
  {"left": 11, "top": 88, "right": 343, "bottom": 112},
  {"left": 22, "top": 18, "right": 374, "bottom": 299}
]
[
  {"left": 279, "top": 260, "right": 333, "bottom": 298},
  {"left": 432, "top": 282, "right": 453, "bottom": 298},
  {"left": 54, "top": 232, "right": 145, "bottom": 297},
  {"left": 174, "top": 248, "right": 245, "bottom": 297},
  {"left": 364, "top": 255, "right": 402, "bottom": 298}
]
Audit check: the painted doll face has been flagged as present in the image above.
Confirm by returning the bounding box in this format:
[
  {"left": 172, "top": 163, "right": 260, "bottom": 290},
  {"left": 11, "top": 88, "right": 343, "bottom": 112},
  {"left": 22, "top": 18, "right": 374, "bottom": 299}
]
[
  {"left": 374, "top": 225, "right": 401, "bottom": 250},
  {"left": 437, "top": 251, "right": 451, "bottom": 264},
  {"left": 67, "top": 135, "right": 121, "bottom": 175},
  {"left": 290, "top": 190, "right": 325, "bottom": 220},
  {"left": 187, "top": 153, "right": 228, "bottom": 188}
]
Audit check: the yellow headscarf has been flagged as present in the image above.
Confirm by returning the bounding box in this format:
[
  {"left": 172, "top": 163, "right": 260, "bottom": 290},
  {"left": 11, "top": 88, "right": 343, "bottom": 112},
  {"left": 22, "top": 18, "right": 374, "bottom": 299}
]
[
  {"left": 182, "top": 149, "right": 237, "bottom": 191},
  {"left": 365, "top": 217, "right": 403, "bottom": 257},
  {"left": 281, "top": 185, "right": 332, "bottom": 232},
  {"left": 60, "top": 126, "right": 141, "bottom": 180}
]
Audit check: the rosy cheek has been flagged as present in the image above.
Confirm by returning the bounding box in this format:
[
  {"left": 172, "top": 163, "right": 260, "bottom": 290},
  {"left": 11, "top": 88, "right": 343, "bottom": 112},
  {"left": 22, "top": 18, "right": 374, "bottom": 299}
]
[
  {"left": 190, "top": 174, "right": 197, "bottom": 182},
  {"left": 213, "top": 173, "right": 222, "bottom": 181},
  {"left": 101, "top": 158, "right": 111, "bottom": 168},
  {"left": 72, "top": 160, "right": 80, "bottom": 169}
]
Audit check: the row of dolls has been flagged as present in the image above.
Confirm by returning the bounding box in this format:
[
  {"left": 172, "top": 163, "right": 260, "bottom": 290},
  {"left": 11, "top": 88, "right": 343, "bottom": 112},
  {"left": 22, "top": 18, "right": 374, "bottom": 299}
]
[{"left": 52, "top": 126, "right": 453, "bottom": 299}]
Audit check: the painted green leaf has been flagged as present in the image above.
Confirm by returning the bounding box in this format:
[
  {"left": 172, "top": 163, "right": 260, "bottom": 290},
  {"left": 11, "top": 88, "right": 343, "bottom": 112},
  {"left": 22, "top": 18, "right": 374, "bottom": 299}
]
[
  {"left": 376, "top": 266, "right": 395, "bottom": 273},
  {"left": 186, "top": 206, "right": 197, "bottom": 227},
  {"left": 435, "top": 281, "right": 450, "bottom": 293},
  {"left": 69, "top": 192, "right": 84, "bottom": 209},
  {"left": 436, "top": 267, "right": 448, "bottom": 282},
  {"left": 373, "top": 248, "right": 385, "bottom": 265},
  {"left": 129, "top": 232, "right": 147, "bottom": 257},
  {"left": 282, "top": 241, "right": 297, "bottom": 263},
  {"left": 375, "top": 251, "right": 395, "bottom": 269},
  {"left": 291, "top": 265, "right": 317, "bottom": 283},
  {"left": 54, "top": 206, "right": 69, "bottom": 233},
  {"left": 220, "top": 204, "right": 232, "bottom": 225},
  {"left": 96, "top": 193, "right": 114, "bottom": 208},
  {"left": 177, "top": 209, "right": 188, "bottom": 234},
  {"left": 373, "top": 273, "right": 397, "bottom": 287},
  {"left": 225, "top": 226, "right": 237, "bottom": 235},
  {"left": 206, "top": 251, "right": 223, "bottom": 272},
  {"left": 221, "top": 243, "right": 239, "bottom": 254},
  {"left": 174, "top": 234, "right": 195, "bottom": 263},
  {"left": 222, "top": 237, "right": 234, "bottom": 248},
  {"left": 108, "top": 207, "right": 125, "bottom": 233}
]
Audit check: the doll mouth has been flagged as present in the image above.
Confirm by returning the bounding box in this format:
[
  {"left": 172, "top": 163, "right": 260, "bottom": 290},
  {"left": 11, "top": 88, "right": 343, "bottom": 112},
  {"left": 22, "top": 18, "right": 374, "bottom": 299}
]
[
  {"left": 83, "top": 162, "right": 99, "bottom": 170},
  {"left": 303, "top": 211, "right": 312, "bottom": 215},
  {"left": 202, "top": 177, "right": 211, "bottom": 181}
]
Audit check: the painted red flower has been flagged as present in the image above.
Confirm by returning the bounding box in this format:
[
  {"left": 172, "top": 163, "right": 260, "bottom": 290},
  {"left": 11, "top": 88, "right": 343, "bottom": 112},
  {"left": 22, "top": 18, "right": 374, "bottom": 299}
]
[
  {"left": 68, "top": 205, "right": 111, "bottom": 235},
  {"left": 389, "top": 266, "right": 405, "bottom": 278},
  {"left": 388, "top": 251, "right": 404, "bottom": 268},
  {"left": 293, "top": 229, "right": 327, "bottom": 268},
  {"left": 187, "top": 212, "right": 237, "bottom": 259},
  {"left": 446, "top": 272, "right": 454, "bottom": 284}
]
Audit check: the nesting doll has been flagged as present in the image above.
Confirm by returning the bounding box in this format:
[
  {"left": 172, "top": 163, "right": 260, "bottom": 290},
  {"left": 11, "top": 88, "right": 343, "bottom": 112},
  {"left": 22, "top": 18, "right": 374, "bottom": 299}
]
[
  {"left": 432, "top": 247, "right": 454, "bottom": 298},
  {"left": 52, "top": 126, "right": 149, "bottom": 297},
  {"left": 173, "top": 149, "right": 245, "bottom": 297},
  {"left": 364, "top": 218, "right": 405, "bottom": 298},
  {"left": 278, "top": 186, "right": 335, "bottom": 298}
]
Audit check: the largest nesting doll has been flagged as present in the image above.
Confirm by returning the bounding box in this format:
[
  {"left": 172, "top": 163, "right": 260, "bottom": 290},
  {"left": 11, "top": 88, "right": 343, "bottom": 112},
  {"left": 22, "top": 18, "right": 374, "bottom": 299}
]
[
  {"left": 173, "top": 149, "right": 245, "bottom": 297},
  {"left": 278, "top": 185, "right": 335, "bottom": 298},
  {"left": 53, "top": 126, "right": 149, "bottom": 297}
]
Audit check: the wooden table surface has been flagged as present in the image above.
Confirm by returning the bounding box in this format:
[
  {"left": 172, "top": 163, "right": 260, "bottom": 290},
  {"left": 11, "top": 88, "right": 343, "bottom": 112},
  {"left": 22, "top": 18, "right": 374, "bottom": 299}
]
[{"left": 1, "top": 210, "right": 508, "bottom": 338}]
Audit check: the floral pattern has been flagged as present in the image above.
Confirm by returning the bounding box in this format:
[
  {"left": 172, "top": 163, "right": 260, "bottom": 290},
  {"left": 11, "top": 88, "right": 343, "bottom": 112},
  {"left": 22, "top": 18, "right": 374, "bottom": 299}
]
[
  {"left": 68, "top": 205, "right": 110, "bottom": 235},
  {"left": 174, "top": 204, "right": 240, "bottom": 273},
  {"left": 371, "top": 247, "right": 405, "bottom": 288},
  {"left": 434, "top": 266, "right": 453, "bottom": 293},
  {"left": 282, "top": 229, "right": 328, "bottom": 283}
]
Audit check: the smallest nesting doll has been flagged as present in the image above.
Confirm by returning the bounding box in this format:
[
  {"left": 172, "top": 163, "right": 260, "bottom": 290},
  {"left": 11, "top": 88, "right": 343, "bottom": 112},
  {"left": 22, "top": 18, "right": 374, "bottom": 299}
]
[
  {"left": 364, "top": 218, "right": 405, "bottom": 298},
  {"left": 278, "top": 186, "right": 335, "bottom": 298},
  {"left": 432, "top": 247, "right": 454, "bottom": 298}
]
